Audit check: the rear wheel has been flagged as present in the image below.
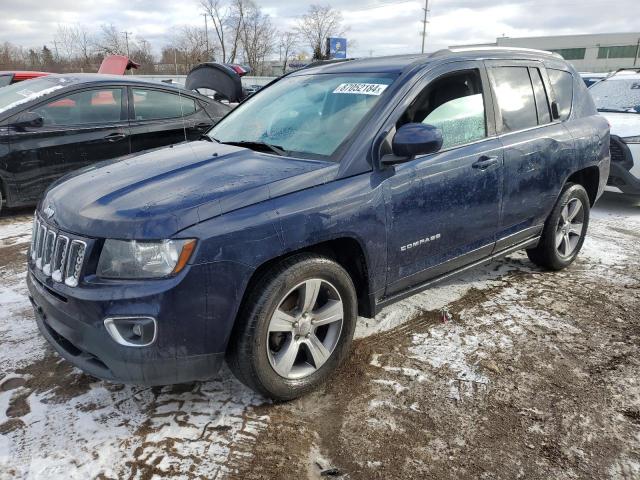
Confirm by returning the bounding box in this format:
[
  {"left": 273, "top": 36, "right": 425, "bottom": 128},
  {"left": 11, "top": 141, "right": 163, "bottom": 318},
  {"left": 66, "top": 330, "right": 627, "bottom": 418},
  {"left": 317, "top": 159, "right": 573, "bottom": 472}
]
[
  {"left": 527, "top": 183, "right": 590, "bottom": 270},
  {"left": 226, "top": 253, "right": 357, "bottom": 401}
]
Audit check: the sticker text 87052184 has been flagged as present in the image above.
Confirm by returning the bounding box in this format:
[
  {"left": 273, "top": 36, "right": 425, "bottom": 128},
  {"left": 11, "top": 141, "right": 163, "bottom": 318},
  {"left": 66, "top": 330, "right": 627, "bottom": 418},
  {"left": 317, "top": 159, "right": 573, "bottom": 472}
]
[{"left": 333, "top": 83, "right": 389, "bottom": 96}]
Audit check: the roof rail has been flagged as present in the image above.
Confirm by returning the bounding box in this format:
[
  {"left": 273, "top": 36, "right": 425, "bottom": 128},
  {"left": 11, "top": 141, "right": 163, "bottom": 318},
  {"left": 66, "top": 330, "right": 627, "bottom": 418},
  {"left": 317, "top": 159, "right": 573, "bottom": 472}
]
[
  {"left": 303, "top": 58, "right": 356, "bottom": 69},
  {"left": 604, "top": 67, "right": 640, "bottom": 80},
  {"left": 440, "top": 46, "right": 562, "bottom": 58}
]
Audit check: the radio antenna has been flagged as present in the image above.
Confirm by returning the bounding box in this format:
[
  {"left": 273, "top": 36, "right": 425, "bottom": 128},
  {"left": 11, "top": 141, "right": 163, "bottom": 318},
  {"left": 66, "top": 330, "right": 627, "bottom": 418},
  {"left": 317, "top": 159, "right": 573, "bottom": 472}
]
[{"left": 177, "top": 78, "right": 188, "bottom": 142}]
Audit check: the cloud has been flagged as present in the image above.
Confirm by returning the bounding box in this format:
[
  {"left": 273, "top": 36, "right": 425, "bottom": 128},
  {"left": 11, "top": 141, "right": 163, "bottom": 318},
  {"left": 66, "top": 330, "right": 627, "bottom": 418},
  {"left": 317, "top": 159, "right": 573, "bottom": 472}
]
[{"left": 0, "top": 0, "right": 638, "bottom": 57}]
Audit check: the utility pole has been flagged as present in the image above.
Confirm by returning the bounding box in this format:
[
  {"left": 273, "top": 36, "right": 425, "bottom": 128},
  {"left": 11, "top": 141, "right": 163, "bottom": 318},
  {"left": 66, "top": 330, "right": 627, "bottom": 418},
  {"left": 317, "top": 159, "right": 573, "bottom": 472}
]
[
  {"left": 202, "top": 13, "right": 210, "bottom": 61},
  {"left": 122, "top": 31, "right": 132, "bottom": 57},
  {"left": 421, "top": 0, "right": 429, "bottom": 54}
]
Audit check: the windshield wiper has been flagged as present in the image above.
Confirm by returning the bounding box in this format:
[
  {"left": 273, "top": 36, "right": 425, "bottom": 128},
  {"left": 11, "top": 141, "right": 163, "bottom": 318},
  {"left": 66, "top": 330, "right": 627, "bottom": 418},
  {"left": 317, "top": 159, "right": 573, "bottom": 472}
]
[{"left": 220, "top": 140, "right": 287, "bottom": 156}]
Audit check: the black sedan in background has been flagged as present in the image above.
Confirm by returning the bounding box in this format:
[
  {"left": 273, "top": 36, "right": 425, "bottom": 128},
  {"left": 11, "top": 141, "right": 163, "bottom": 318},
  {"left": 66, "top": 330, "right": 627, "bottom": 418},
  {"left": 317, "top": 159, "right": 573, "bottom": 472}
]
[{"left": 0, "top": 74, "right": 230, "bottom": 212}]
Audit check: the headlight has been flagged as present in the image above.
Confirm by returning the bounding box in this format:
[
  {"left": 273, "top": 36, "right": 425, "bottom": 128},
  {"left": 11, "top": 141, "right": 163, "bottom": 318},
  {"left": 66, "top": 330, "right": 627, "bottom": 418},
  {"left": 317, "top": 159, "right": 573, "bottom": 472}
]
[
  {"left": 621, "top": 136, "right": 640, "bottom": 144},
  {"left": 97, "top": 239, "right": 197, "bottom": 279}
]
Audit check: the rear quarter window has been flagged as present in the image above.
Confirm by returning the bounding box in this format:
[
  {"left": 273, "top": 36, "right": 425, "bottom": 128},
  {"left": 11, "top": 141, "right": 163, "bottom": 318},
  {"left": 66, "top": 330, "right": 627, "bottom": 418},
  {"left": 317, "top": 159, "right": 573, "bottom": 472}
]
[{"left": 548, "top": 69, "right": 573, "bottom": 121}]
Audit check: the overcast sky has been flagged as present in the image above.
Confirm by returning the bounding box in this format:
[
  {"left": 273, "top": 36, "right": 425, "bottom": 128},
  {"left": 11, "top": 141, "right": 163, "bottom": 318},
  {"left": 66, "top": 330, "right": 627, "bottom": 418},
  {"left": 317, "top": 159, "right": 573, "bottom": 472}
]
[{"left": 1, "top": 0, "right": 639, "bottom": 58}]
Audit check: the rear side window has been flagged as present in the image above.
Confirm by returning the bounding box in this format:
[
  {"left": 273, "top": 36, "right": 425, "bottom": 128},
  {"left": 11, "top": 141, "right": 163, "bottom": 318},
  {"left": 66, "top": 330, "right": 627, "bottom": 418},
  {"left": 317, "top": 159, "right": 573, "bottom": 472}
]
[
  {"left": 490, "top": 67, "right": 538, "bottom": 132},
  {"left": 530, "top": 68, "right": 551, "bottom": 125},
  {"left": 34, "top": 88, "right": 123, "bottom": 126},
  {"left": 547, "top": 69, "right": 573, "bottom": 121},
  {"left": 132, "top": 88, "right": 197, "bottom": 121}
]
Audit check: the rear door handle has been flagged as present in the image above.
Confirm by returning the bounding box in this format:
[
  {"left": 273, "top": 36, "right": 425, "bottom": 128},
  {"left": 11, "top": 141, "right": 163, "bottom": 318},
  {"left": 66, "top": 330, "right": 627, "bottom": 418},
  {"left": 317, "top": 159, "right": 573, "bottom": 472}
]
[
  {"left": 105, "top": 132, "right": 127, "bottom": 142},
  {"left": 472, "top": 155, "right": 498, "bottom": 170}
]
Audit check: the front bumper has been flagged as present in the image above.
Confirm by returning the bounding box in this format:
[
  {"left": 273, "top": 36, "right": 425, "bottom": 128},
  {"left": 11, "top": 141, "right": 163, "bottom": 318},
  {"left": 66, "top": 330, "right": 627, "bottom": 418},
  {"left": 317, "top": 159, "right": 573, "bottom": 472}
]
[
  {"left": 608, "top": 162, "right": 640, "bottom": 195},
  {"left": 26, "top": 261, "right": 240, "bottom": 385},
  {"left": 608, "top": 137, "right": 640, "bottom": 195}
]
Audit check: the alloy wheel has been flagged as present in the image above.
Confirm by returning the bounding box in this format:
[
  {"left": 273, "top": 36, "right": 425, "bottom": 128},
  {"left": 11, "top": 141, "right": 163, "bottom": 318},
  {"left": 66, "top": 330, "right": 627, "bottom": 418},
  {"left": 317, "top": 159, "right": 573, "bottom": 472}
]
[
  {"left": 266, "top": 278, "right": 344, "bottom": 379},
  {"left": 555, "top": 197, "right": 585, "bottom": 258}
]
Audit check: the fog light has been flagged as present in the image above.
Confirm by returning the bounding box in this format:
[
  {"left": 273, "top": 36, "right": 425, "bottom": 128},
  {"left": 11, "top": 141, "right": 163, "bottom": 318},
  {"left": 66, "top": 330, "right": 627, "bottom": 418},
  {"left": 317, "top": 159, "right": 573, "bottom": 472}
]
[{"left": 104, "top": 316, "right": 157, "bottom": 347}]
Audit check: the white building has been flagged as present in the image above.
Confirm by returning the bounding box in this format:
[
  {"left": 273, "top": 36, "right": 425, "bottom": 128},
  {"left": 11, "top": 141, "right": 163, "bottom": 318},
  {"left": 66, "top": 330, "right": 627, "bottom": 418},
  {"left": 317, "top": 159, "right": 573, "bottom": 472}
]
[{"left": 451, "top": 32, "right": 640, "bottom": 73}]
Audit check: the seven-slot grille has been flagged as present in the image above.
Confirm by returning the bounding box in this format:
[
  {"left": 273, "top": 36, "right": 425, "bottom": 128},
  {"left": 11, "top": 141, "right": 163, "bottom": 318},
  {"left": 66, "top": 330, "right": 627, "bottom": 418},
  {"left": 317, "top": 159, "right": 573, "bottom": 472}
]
[{"left": 31, "top": 213, "right": 86, "bottom": 287}]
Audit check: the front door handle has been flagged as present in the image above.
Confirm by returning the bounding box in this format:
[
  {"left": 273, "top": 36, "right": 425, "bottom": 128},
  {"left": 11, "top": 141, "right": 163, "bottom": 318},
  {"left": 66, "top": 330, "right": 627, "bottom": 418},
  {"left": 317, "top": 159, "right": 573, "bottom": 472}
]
[
  {"left": 472, "top": 155, "right": 498, "bottom": 170},
  {"left": 105, "top": 132, "right": 127, "bottom": 142}
]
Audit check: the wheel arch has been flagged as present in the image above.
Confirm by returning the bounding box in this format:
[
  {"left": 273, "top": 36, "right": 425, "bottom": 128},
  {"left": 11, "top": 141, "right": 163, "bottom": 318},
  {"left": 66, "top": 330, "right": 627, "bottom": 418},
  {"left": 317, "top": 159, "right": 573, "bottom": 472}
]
[
  {"left": 239, "top": 236, "right": 375, "bottom": 321},
  {"left": 566, "top": 166, "right": 600, "bottom": 206}
]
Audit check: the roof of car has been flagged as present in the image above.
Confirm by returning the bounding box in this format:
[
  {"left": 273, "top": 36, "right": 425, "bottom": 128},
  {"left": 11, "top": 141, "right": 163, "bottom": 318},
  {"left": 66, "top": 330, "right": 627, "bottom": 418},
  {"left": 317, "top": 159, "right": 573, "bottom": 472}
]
[
  {"left": 39, "top": 73, "right": 196, "bottom": 93},
  {"left": 297, "top": 47, "right": 564, "bottom": 76},
  {"left": 602, "top": 70, "right": 640, "bottom": 80}
]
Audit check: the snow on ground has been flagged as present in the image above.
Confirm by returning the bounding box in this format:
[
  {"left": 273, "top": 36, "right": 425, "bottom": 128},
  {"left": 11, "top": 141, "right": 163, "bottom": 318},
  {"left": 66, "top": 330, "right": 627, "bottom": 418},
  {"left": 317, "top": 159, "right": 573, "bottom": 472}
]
[{"left": 0, "top": 193, "right": 639, "bottom": 479}]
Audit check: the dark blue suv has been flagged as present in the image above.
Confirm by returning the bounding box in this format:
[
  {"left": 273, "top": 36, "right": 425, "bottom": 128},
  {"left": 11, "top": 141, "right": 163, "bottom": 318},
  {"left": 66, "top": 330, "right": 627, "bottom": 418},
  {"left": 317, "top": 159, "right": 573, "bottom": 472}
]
[{"left": 27, "top": 48, "right": 610, "bottom": 400}]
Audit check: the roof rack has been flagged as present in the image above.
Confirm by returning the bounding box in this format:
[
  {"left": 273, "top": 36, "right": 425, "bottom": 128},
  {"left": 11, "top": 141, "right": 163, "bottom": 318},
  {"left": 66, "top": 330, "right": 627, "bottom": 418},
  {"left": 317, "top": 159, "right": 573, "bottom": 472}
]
[
  {"left": 431, "top": 46, "right": 562, "bottom": 59},
  {"left": 604, "top": 67, "right": 640, "bottom": 80}
]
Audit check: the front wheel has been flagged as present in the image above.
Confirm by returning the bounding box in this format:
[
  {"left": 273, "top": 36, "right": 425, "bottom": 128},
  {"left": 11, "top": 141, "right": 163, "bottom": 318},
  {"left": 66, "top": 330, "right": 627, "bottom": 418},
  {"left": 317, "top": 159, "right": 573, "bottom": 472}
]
[
  {"left": 527, "top": 183, "right": 590, "bottom": 270},
  {"left": 226, "top": 253, "right": 358, "bottom": 401}
]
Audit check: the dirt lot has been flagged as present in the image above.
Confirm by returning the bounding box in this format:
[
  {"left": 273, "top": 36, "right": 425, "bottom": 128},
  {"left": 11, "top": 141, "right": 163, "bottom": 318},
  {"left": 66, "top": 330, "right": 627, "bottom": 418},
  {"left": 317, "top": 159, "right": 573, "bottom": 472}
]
[{"left": 0, "top": 193, "right": 639, "bottom": 480}]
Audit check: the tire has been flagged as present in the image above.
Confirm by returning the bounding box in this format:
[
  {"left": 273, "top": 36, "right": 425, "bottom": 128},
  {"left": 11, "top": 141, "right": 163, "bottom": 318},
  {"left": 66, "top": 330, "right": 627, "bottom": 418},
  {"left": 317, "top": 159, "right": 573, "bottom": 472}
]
[
  {"left": 226, "top": 253, "right": 358, "bottom": 401},
  {"left": 527, "top": 183, "right": 590, "bottom": 271}
]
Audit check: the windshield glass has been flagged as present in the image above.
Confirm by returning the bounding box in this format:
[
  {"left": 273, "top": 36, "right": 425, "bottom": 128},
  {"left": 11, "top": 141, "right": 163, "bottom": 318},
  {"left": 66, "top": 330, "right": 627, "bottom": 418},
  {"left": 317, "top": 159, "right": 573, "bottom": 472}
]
[
  {"left": 0, "top": 77, "right": 70, "bottom": 115},
  {"left": 590, "top": 78, "right": 640, "bottom": 113},
  {"left": 208, "top": 73, "right": 396, "bottom": 158}
]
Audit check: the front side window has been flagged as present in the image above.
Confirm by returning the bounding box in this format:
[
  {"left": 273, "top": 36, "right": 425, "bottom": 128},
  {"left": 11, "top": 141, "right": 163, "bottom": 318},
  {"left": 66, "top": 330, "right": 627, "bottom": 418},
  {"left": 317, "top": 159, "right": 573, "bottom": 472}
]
[
  {"left": 34, "top": 88, "right": 123, "bottom": 126},
  {"left": 398, "top": 69, "right": 487, "bottom": 150},
  {"left": 547, "top": 69, "right": 574, "bottom": 121},
  {"left": 132, "top": 88, "right": 197, "bottom": 121},
  {"left": 208, "top": 73, "right": 396, "bottom": 158},
  {"left": 589, "top": 78, "right": 640, "bottom": 114},
  {"left": 490, "top": 66, "right": 538, "bottom": 132},
  {"left": 0, "top": 77, "right": 70, "bottom": 115}
]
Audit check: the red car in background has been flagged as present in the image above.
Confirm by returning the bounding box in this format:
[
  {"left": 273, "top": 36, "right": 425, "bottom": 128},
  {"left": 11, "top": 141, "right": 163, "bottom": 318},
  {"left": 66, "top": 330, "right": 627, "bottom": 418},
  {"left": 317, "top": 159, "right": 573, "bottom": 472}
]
[{"left": 0, "top": 71, "right": 50, "bottom": 87}]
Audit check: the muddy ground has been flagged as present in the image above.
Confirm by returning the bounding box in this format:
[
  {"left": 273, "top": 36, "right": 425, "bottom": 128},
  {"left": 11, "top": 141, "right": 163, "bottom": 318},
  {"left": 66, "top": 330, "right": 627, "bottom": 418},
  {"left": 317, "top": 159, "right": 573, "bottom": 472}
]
[{"left": 0, "top": 193, "right": 639, "bottom": 480}]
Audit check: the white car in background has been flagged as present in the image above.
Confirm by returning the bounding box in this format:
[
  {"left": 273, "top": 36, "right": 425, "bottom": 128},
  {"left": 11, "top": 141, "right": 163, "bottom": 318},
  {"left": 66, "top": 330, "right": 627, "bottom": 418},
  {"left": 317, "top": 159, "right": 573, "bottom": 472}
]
[{"left": 589, "top": 69, "right": 640, "bottom": 195}]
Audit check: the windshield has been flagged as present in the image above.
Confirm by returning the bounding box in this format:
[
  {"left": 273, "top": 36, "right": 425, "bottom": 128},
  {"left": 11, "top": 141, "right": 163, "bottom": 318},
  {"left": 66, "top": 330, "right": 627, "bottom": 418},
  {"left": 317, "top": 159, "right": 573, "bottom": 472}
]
[
  {"left": 590, "top": 78, "right": 640, "bottom": 113},
  {"left": 208, "top": 73, "right": 396, "bottom": 158},
  {"left": 0, "top": 77, "right": 70, "bottom": 115}
]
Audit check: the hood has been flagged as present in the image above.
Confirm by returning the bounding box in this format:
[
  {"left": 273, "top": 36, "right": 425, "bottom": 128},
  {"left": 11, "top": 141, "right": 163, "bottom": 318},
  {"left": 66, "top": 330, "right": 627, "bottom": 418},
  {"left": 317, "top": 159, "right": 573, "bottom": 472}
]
[
  {"left": 43, "top": 141, "right": 337, "bottom": 239},
  {"left": 600, "top": 112, "right": 640, "bottom": 138}
]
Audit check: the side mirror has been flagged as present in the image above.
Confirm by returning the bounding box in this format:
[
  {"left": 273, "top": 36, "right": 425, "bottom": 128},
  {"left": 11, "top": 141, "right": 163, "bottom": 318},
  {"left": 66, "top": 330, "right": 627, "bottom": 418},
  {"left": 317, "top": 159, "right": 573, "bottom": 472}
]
[
  {"left": 551, "top": 101, "right": 560, "bottom": 120},
  {"left": 383, "top": 123, "right": 443, "bottom": 165},
  {"left": 12, "top": 111, "right": 44, "bottom": 130}
]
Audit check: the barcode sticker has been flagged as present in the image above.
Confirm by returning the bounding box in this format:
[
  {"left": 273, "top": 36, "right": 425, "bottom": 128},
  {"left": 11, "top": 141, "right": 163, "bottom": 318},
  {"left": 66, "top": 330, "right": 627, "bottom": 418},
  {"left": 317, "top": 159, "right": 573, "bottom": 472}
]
[{"left": 333, "top": 83, "right": 388, "bottom": 96}]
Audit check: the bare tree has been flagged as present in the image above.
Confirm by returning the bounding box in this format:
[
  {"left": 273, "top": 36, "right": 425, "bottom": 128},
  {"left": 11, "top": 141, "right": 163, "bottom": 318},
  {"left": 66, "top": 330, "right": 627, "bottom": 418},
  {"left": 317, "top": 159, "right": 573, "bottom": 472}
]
[
  {"left": 162, "top": 26, "right": 210, "bottom": 74},
  {"left": 279, "top": 31, "right": 298, "bottom": 73},
  {"left": 200, "top": 0, "right": 229, "bottom": 62},
  {"left": 296, "top": 4, "right": 344, "bottom": 60},
  {"left": 239, "top": 1, "right": 275, "bottom": 75},
  {"left": 95, "top": 24, "right": 126, "bottom": 56},
  {"left": 55, "top": 24, "right": 95, "bottom": 69}
]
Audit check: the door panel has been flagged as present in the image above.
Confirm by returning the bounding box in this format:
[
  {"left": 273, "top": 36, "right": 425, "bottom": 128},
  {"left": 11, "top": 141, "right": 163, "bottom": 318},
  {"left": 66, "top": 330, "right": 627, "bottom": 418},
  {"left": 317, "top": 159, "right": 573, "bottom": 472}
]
[
  {"left": 497, "top": 124, "right": 574, "bottom": 239},
  {"left": 128, "top": 87, "right": 213, "bottom": 152},
  {"left": 5, "top": 87, "right": 130, "bottom": 203},
  {"left": 486, "top": 61, "right": 576, "bottom": 244},
  {"left": 384, "top": 138, "right": 503, "bottom": 295}
]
